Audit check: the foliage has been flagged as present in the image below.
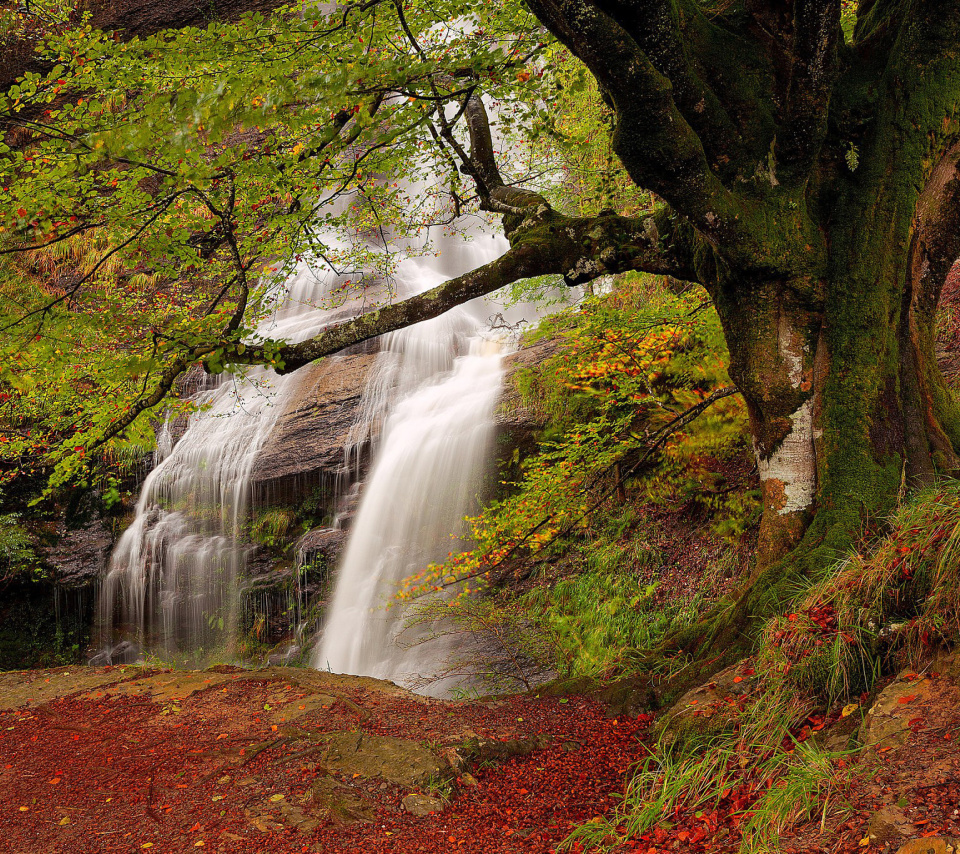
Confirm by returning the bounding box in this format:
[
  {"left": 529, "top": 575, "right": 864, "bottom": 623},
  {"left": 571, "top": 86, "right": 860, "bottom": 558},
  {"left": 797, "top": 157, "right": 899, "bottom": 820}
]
[
  {"left": 248, "top": 507, "right": 296, "bottom": 549},
  {"left": 0, "top": 511, "right": 38, "bottom": 582},
  {"left": 760, "top": 479, "right": 960, "bottom": 701},
  {"left": 399, "top": 275, "right": 756, "bottom": 602},
  {"left": 526, "top": 49, "right": 652, "bottom": 219},
  {"left": 0, "top": 0, "right": 553, "bottom": 489}
]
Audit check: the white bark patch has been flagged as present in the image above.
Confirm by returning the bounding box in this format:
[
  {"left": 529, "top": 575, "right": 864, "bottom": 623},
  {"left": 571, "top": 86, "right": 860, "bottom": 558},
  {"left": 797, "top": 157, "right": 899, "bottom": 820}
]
[
  {"left": 778, "top": 314, "right": 806, "bottom": 386},
  {"left": 757, "top": 399, "right": 816, "bottom": 516}
]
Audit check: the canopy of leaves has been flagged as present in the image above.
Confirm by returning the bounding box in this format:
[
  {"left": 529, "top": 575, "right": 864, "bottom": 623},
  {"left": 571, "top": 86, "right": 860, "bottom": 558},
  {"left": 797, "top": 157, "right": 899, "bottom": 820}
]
[{"left": 0, "top": 0, "right": 564, "bottom": 490}]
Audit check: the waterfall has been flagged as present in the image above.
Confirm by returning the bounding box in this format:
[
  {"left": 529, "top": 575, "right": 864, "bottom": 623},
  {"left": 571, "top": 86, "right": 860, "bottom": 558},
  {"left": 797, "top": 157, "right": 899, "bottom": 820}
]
[
  {"left": 94, "top": 213, "right": 517, "bottom": 670},
  {"left": 94, "top": 242, "right": 369, "bottom": 665},
  {"left": 314, "top": 309, "right": 505, "bottom": 690}
]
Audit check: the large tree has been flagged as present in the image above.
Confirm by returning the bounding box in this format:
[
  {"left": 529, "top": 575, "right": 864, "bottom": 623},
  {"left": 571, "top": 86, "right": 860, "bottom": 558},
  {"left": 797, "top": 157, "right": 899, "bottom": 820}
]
[{"left": 3, "top": 0, "right": 960, "bottom": 654}]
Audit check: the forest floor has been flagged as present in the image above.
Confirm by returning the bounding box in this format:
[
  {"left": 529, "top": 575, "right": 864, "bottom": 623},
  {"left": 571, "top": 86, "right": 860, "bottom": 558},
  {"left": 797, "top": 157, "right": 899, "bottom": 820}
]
[{"left": 0, "top": 663, "right": 959, "bottom": 854}]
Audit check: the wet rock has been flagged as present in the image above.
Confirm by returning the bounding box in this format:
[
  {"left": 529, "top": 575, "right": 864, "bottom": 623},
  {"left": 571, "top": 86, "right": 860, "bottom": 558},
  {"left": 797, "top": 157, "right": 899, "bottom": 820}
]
[
  {"left": 39, "top": 513, "right": 114, "bottom": 587},
  {"left": 401, "top": 792, "right": 445, "bottom": 816},
  {"left": 861, "top": 670, "right": 937, "bottom": 750},
  {"left": 867, "top": 805, "right": 917, "bottom": 843},
  {"left": 89, "top": 640, "right": 139, "bottom": 667},
  {"left": 321, "top": 732, "right": 447, "bottom": 787},
  {"left": 296, "top": 527, "right": 348, "bottom": 573},
  {"left": 496, "top": 335, "right": 563, "bottom": 435},
  {"left": 250, "top": 352, "right": 377, "bottom": 507}
]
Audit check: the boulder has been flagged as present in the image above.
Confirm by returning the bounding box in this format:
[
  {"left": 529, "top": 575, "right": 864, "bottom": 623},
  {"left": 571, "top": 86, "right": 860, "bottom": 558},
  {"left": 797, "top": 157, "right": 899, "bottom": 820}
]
[
  {"left": 250, "top": 351, "right": 377, "bottom": 508},
  {"left": 496, "top": 335, "right": 563, "bottom": 458},
  {"left": 296, "top": 527, "right": 348, "bottom": 574}
]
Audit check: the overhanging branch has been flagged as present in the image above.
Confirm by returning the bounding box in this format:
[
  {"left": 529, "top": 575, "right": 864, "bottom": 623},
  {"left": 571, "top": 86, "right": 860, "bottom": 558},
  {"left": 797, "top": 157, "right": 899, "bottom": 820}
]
[{"left": 229, "top": 208, "right": 695, "bottom": 374}]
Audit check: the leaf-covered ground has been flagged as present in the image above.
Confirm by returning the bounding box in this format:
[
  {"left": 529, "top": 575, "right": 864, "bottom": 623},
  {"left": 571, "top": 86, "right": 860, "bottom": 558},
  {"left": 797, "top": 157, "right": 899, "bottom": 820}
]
[
  {"left": 2, "top": 663, "right": 960, "bottom": 854},
  {"left": 0, "top": 665, "right": 648, "bottom": 854}
]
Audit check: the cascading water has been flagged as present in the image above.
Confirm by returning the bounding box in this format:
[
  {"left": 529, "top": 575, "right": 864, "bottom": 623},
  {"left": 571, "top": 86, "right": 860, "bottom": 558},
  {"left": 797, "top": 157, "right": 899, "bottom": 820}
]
[
  {"left": 314, "top": 306, "right": 506, "bottom": 690},
  {"left": 95, "top": 244, "right": 367, "bottom": 665},
  {"left": 95, "top": 210, "right": 519, "bottom": 673}
]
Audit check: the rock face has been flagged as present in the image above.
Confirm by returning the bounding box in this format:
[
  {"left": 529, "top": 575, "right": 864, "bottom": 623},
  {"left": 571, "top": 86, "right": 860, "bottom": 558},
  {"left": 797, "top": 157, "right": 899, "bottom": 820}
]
[
  {"left": 250, "top": 351, "right": 377, "bottom": 508},
  {"left": 496, "top": 336, "right": 562, "bottom": 452}
]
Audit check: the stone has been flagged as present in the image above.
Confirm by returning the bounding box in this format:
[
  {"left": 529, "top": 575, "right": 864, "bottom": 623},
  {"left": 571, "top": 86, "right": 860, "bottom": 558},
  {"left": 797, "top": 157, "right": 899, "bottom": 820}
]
[
  {"left": 295, "top": 528, "right": 348, "bottom": 574},
  {"left": 895, "top": 838, "right": 960, "bottom": 854},
  {"left": 249, "top": 352, "right": 377, "bottom": 506},
  {"left": 861, "top": 670, "right": 937, "bottom": 750},
  {"left": 656, "top": 660, "right": 761, "bottom": 745},
  {"left": 866, "top": 805, "right": 917, "bottom": 843},
  {"left": 494, "top": 335, "right": 564, "bottom": 491},
  {"left": 321, "top": 732, "right": 447, "bottom": 787},
  {"left": 401, "top": 793, "right": 445, "bottom": 816},
  {"left": 39, "top": 513, "right": 114, "bottom": 587}
]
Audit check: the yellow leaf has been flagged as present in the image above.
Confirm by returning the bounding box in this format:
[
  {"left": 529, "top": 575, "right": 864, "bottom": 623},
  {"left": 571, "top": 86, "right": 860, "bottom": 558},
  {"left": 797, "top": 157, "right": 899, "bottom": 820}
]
[
  {"left": 859, "top": 838, "right": 871, "bottom": 848},
  {"left": 842, "top": 703, "right": 859, "bottom": 718},
  {"left": 269, "top": 794, "right": 285, "bottom": 802},
  {"left": 58, "top": 817, "right": 70, "bottom": 826}
]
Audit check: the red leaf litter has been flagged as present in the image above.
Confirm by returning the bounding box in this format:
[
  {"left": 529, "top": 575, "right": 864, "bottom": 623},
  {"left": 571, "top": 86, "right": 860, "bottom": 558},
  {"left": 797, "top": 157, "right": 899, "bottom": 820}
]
[{"left": 0, "top": 666, "right": 649, "bottom": 854}]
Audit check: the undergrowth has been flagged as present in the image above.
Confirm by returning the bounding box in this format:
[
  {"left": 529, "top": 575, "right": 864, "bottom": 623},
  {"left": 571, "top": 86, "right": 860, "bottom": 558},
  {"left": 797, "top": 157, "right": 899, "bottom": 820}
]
[
  {"left": 563, "top": 480, "right": 960, "bottom": 853},
  {"left": 761, "top": 479, "right": 960, "bottom": 703},
  {"left": 562, "top": 682, "right": 857, "bottom": 853}
]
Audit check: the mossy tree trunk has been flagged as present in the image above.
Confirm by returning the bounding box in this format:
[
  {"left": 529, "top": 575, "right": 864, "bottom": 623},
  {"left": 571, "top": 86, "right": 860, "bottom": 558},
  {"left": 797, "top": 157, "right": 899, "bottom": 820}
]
[{"left": 511, "top": 0, "right": 960, "bottom": 651}]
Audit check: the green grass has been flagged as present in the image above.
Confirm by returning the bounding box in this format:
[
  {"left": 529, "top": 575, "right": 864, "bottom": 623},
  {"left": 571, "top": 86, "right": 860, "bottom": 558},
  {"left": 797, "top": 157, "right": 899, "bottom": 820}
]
[{"left": 562, "top": 685, "right": 856, "bottom": 854}]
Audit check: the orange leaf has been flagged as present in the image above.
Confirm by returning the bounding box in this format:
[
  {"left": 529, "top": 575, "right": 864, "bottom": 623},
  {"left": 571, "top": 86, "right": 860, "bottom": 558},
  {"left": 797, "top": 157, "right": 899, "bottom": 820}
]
[{"left": 897, "top": 694, "right": 918, "bottom": 704}]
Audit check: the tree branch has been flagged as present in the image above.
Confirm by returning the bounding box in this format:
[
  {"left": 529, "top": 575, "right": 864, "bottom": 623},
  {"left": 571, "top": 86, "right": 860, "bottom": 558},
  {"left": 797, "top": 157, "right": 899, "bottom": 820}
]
[
  {"left": 228, "top": 208, "right": 695, "bottom": 373},
  {"left": 590, "top": 0, "right": 749, "bottom": 174},
  {"left": 524, "top": 0, "right": 741, "bottom": 244}
]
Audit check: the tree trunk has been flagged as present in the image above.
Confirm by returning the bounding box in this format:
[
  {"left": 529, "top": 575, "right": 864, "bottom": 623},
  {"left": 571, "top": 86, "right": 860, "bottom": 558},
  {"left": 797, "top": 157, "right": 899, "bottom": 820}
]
[{"left": 677, "top": 141, "right": 960, "bottom": 669}]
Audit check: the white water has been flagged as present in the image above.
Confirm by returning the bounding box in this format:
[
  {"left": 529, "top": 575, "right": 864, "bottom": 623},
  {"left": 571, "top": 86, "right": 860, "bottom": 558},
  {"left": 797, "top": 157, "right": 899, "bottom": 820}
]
[
  {"left": 314, "top": 313, "right": 505, "bottom": 688},
  {"left": 95, "top": 245, "right": 370, "bottom": 664},
  {"left": 95, "top": 215, "right": 517, "bottom": 672}
]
